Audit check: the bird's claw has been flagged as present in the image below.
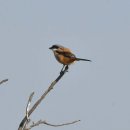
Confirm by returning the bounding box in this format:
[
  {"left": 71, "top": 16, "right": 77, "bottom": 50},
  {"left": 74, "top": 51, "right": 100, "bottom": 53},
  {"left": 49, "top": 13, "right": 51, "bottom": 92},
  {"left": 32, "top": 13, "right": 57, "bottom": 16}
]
[
  {"left": 60, "top": 69, "right": 68, "bottom": 75},
  {"left": 60, "top": 71, "right": 64, "bottom": 75}
]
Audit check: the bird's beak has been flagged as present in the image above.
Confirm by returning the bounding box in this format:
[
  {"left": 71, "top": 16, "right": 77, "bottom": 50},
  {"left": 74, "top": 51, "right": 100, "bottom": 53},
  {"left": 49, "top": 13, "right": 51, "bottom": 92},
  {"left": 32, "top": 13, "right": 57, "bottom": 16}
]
[{"left": 49, "top": 46, "right": 53, "bottom": 49}]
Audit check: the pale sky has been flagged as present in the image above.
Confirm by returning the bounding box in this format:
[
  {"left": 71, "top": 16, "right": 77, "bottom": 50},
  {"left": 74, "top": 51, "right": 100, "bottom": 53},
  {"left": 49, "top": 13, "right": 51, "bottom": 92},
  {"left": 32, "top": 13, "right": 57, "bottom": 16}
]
[{"left": 0, "top": 0, "right": 130, "bottom": 130}]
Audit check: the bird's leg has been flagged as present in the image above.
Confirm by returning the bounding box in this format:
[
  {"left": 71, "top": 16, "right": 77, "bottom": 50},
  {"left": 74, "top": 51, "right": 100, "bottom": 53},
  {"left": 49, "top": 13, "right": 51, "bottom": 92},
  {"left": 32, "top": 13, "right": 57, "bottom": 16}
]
[
  {"left": 60, "top": 65, "right": 69, "bottom": 75},
  {"left": 60, "top": 65, "right": 65, "bottom": 74},
  {"left": 61, "top": 65, "right": 65, "bottom": 71},
  {"left": 65, "top": 65, "right": 69, "bottom": 72}
]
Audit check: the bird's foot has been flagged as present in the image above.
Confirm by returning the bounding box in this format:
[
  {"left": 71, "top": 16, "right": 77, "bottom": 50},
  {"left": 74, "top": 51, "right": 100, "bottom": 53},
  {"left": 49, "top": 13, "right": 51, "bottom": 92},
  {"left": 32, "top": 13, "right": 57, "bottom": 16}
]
[
  {"left": 60, "top": 65, "right": 69, "bottom": 75},
  {"left": 64, "top": 65, "right": 69, "bottom": 72},
  {"left": 60, "top": 70, "right": 64, "bottom": 75}
]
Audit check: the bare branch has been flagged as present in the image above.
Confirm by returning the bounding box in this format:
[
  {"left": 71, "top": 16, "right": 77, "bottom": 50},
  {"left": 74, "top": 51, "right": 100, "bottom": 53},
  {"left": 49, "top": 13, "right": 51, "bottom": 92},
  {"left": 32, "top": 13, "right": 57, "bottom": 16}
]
[
  {"left": 21, "top": 92, "right": 35, "bottom": 129},
  {"left": 0, "top": 79, "right": 8, "bottom": 85},
  {"left": 28, "top": 120, "right": 81, "bottom": 129},
  {"left": 26, "top": 92, "right": 35, "bottom": 121},
  {"left": 18, "top": 66, "right": 69, "bottom": 130}
]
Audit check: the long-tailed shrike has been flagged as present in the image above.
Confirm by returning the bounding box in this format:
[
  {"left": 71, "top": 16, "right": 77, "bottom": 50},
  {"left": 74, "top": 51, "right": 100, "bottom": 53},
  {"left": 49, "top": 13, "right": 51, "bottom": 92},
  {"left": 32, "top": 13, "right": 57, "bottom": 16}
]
[{"left": 49, "top": 44, "right": 91, "bottom": 72}]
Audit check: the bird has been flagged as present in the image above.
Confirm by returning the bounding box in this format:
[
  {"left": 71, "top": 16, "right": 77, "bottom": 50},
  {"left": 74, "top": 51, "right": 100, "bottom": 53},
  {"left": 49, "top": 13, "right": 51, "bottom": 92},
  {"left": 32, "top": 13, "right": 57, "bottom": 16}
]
[{"left": 49, "top": 44, "right": 91, "bottom": 73}]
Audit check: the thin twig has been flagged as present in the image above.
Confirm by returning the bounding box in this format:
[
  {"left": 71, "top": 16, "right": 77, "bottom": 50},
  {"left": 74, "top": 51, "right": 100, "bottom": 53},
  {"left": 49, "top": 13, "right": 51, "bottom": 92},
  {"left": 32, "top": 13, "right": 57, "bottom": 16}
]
[
  {"left": 26, "top": 92, "right": 35, "bottom": 120},
  {"left": 18, "top": 66, "right": 68, "bottom": 130},
  {"left": 0, "top": 79, "right": 8, "bottom": 85},
  {"left": 22, "top": 92, "right": 35, "bottom": 129},
  {"left": 28, "top": 120, "right": 81, "bottom": 129}
]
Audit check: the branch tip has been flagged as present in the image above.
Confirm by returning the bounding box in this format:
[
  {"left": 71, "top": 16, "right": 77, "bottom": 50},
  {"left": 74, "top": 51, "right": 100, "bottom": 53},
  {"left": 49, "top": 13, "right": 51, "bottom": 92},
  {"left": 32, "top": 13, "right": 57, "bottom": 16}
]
[{"left": 0, "top": 79, "right": 8, "bottom": 85}]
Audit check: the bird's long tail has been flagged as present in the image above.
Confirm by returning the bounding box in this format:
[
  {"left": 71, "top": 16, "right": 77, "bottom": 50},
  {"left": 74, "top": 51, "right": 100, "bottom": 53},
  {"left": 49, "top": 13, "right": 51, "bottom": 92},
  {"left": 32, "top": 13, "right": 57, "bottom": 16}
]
[{"left": 76, "top": 58, "right": 91, "bottom": 62}]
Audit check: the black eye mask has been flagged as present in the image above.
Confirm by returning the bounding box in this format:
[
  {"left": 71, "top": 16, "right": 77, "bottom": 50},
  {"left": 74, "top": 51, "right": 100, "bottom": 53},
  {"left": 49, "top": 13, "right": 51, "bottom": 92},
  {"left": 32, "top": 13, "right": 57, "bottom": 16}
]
[{"left": 49, "top": 45, "right": 59, "bottom": 49}]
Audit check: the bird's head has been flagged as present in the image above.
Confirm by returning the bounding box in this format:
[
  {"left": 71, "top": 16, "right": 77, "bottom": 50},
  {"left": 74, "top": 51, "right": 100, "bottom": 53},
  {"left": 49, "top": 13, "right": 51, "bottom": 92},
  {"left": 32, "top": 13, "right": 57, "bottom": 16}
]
[{"left": 49, "top": 44, "right": 64, "bottom": 51}]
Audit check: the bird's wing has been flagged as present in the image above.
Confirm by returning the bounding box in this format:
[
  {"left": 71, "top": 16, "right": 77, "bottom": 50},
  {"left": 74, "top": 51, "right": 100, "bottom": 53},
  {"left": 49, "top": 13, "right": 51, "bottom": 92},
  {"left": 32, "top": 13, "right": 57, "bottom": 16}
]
[{"left": 56, "top": 50, "right": 76, "bottom": 58}]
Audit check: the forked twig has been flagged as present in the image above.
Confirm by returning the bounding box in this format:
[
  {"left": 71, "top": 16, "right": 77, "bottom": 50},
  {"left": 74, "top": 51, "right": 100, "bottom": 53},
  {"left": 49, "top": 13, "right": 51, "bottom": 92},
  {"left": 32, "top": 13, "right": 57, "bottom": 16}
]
[
  {"left": 26, "top": 92, "right": 35, "bottom": 120},
  {"left": 28, "top": 120, "right": 80, "bottom": 129},
  {"left": 18, "top": 66, "right": 69, "bottom": 130},
  {"left": 22, "top": 92, "right": 35, "bottom": 129}
]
